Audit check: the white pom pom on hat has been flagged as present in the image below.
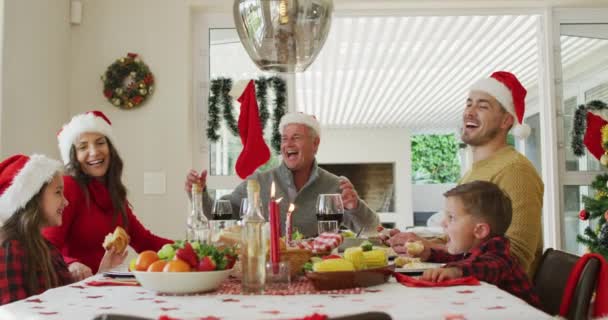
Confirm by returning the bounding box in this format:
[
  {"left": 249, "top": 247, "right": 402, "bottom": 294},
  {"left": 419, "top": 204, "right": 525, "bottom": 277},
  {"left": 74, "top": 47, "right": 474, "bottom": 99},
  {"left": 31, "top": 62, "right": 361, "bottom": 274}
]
[
  {"left": 469, "top": 71, "right": 530, "bottom": 139},
  {"left": 279, "top": 112, "right": 321, "bottom": 137}
]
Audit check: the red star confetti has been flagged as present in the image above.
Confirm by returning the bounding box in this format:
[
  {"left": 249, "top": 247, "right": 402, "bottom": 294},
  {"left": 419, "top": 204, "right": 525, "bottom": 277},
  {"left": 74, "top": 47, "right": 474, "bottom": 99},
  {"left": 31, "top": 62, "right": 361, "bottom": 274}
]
[
  {"left": 26, "top": 299, "right": 43, "bottom": 303},
  {"left": 457, "top": 290, "right": 474, "bottom": 294},
  {"left": 486, "top": 306, "right": 506, "bottom": 310},
  {"left": 222, "top": 298, "right": 240, "bottom": 302},
  {"left": 444, "top": 314, "right": 466, "bottom": 320}
]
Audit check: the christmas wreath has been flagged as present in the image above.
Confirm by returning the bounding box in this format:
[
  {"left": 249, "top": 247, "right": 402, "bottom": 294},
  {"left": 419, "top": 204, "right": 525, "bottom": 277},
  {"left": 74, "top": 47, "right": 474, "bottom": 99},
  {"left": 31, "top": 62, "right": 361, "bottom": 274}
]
[
  {"left": 102, "top": 53, "right": 154, "bottom": 109},
  {"left": 207, "top": 76, "right": 287, "bottom": 153}
]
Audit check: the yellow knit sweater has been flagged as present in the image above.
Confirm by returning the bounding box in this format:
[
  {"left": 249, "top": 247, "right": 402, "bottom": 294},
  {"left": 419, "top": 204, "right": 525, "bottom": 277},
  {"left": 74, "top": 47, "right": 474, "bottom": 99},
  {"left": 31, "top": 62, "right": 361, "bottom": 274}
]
[{"left": 460, "top": 146, "right": 544, "bottom": 277}]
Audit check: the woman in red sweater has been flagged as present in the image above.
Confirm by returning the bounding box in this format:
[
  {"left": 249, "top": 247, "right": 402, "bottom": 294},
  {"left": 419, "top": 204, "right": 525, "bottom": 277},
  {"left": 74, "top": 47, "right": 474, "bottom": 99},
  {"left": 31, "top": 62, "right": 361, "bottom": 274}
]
[{"left": 43, "top": 111, "right": 172, "bottom": 280}]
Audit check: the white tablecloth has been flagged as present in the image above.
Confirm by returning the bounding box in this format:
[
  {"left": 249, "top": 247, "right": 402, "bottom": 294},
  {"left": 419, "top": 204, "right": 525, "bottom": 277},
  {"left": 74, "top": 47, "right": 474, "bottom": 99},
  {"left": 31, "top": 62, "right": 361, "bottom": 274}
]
[{"left": 0, "top": 276, "right": 550, "bottom": 320}]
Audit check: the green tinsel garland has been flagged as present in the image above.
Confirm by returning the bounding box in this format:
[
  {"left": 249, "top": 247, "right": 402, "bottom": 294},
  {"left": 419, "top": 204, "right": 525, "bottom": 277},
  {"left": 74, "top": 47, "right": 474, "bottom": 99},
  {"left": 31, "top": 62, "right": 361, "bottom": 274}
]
[
  {"left": 571, "top": 100, "right": 608, "bottom": 156},
  {"left": 255, "top": 77, "right": 270, "bottom": 131},
  {"left": 207, "top": 76, "right": 287, "bottom": 154},
  {"left": 270, "top": 76, "right": 287, "bottom": 154}
]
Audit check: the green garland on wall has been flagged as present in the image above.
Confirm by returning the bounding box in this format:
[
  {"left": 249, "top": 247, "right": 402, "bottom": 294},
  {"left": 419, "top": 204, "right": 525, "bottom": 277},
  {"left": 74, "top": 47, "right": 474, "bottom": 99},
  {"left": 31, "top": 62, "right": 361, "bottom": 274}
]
[{"left": 207, "top": 76, "right": 287, "bottom": 154}]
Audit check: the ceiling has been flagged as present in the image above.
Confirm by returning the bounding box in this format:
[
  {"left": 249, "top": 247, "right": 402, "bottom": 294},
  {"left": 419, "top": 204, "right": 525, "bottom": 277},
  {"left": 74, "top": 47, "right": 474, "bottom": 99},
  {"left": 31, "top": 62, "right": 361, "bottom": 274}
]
[
  {"left": 295, "top": 15, "right": 542, "bottom": 132},
  {"left": 210, "top": 15, "right": 608, "bottom": 133}
]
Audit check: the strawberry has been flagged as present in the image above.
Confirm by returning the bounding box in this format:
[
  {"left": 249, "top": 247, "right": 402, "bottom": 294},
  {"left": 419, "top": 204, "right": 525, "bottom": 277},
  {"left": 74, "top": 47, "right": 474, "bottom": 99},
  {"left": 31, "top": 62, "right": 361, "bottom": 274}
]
[
  {"left": 322, "top": 254, "right": 341, "bottom": 260},
  {"left": 175, "top": 242, "right": 198, "bottom": 267},
  {"left": 197, "top": 256, "right": 216, "bottom": 271},
  {"left": 225, "top": 254, "right": 237, "bottom": 270}
]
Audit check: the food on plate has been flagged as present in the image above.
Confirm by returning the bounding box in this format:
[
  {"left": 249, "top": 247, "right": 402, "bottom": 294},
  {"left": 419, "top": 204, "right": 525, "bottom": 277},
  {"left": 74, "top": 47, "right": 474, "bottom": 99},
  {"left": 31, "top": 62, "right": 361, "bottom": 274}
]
[
  {"left": 102, "top": 226, "right": 130, "bottom": 253},
  {"left": 394, "top": 256, "right": 425, "bottom": 268},
  {"left": 362, "top": 249, "right": 387, "bottom": 268},
  {"left": 405, "top": 241, "right": 425, "bottom": 256},
  {"left": 217, "top": 224, "right": 242, "bottom": 246},
  {"left": 312, "top": 258, "right": 355, "bottom": 272},
  {"left": 344, "top": 247, "right": 366, "bottom": 270},
  {"left": 341, "top": 230, "right": 356, "bottom": 238}
]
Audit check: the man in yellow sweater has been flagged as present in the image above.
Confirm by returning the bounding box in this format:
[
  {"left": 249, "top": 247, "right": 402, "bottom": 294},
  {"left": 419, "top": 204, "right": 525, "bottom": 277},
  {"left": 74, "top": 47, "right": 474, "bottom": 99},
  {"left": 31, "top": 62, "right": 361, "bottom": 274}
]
[{"left": 391, "top": 71, "right": 543, "bottom": 277}]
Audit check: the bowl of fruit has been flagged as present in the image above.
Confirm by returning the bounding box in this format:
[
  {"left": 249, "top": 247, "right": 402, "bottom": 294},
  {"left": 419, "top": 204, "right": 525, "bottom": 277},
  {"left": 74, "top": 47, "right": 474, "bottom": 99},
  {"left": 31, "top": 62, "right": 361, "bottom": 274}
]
[{"left": 131, "top": 240, "right": 237, "bottom": 294}]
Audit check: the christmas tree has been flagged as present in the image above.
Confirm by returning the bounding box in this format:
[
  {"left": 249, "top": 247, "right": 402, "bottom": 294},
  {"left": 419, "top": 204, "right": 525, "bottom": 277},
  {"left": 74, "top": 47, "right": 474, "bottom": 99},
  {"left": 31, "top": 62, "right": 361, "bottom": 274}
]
[{"left": 571, "top": 100, "right": 608, "bottom": 259}]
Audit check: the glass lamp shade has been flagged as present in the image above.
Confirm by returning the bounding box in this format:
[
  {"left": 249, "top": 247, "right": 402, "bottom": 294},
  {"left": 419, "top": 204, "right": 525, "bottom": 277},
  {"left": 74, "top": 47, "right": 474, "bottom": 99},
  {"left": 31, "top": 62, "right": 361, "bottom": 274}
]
[{"left": 233, "top": 0, "right": 333, "bottom": 73}]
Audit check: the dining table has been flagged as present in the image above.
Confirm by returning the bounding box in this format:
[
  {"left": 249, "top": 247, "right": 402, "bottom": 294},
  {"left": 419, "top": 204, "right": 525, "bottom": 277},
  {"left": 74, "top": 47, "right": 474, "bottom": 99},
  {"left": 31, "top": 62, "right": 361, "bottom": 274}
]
[{"left": 0, "top": 272, "right": 550, "bottom": 320}]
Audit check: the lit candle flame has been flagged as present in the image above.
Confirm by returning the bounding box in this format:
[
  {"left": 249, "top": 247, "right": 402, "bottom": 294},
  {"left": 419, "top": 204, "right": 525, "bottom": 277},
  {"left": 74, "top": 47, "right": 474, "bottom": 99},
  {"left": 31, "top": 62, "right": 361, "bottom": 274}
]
[
  {"left": 276, "top": 197, "right": 283, "bottom": 203},
  {"left": 288, "top": 204, "right": 295, "bottom": 213},
  {"left": 270, "top": 181, "right": 275, "bottom": 198}
]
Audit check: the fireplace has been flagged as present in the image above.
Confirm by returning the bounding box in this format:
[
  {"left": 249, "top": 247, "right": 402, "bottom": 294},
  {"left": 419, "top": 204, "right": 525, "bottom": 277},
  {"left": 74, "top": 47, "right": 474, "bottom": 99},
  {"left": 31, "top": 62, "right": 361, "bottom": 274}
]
[{"left": 318, "top": 163, "right": 395, "bottom": 213}]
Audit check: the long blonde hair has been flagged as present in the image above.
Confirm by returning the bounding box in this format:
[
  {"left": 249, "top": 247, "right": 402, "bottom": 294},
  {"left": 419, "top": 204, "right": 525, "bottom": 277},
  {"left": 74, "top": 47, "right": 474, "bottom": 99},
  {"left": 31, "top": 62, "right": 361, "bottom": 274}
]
[{"left": 0, "top": 184, "right": 60, "bottom": 294}]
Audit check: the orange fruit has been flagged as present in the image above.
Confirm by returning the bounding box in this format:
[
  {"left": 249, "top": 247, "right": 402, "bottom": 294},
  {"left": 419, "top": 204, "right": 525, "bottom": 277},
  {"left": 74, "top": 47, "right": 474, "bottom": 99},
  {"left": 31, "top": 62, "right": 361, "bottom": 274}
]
[
  {"left": 163, "top": 259, "right": 191, "bottom": 272},
  {"left": 147, "top": 260, "right": 168, "bottom": 272},
  {"left": 135, "top": 250, "right": 159, "bottom": 271}
]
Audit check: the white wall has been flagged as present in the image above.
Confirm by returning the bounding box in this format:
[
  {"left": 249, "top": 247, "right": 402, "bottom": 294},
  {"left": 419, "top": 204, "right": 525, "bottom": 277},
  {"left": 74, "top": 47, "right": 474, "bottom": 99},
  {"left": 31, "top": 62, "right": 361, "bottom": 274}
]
[
  {"left": 1, "top": 0, "right": 70, "bottom": 158},
  {"left": 411, "top": 184, "right": 456, "bottom": 212},
  {"left": 69, "top": 0, "right": 193, "bottom": 239},
  {"left": 316, "top": 128, "right": 412, "bottom": 228}
]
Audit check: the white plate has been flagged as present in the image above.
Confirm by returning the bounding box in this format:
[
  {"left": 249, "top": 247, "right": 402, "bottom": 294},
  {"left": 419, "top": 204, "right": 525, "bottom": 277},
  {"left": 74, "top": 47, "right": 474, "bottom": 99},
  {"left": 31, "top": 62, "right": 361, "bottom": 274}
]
[
  {"left": 395, "top": 262, "right": 444, "bottom": 274},
  {"left": 103, "top": 271, "right": 134, "bottom": 278},
  {"left": 133, "top": 269, "right": 231, "bottom": 294}
]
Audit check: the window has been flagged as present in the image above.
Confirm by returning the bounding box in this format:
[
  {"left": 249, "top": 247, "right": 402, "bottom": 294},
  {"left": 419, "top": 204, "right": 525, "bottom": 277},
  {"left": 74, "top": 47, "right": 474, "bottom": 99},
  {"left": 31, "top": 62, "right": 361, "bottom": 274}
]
[{"left": 411, "top": 134, "right": 461, "bottom": 184}]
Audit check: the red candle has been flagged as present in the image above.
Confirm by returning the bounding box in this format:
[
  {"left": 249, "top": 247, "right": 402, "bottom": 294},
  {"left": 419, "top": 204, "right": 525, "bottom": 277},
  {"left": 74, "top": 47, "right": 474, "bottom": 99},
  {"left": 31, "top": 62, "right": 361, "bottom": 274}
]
[
  {"left": 269, "top": 182, "right": 281, "bottom": 272},
  {"left": 285, "top": 204, "right": 295, "bottom": 247}
]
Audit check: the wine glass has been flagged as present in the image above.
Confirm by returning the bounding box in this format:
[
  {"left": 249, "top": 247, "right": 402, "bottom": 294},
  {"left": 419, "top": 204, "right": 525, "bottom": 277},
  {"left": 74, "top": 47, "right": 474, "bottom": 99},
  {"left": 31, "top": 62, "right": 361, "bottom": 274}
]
[
  {"left": 212, "top": 199, "right": 234, "bottom": 220},
  {"left": 239, "top": 198, "right": 249, "bottom": 220},
  {"left": 316, "top": 194, "right": 344, "bottom": 235}
]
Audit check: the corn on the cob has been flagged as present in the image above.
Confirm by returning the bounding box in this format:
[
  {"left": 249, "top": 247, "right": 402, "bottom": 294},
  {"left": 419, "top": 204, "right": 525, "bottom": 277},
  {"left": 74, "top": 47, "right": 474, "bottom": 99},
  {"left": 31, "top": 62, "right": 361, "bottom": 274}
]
[
  {"left": 312, "top": 258, "right": 355, "bottom": 272},
  {"left": 344, "top": 247, "right": 366, "bottom": 270},
  {"left": 362, "top": 249, "right": 387, "bottom": 268}
]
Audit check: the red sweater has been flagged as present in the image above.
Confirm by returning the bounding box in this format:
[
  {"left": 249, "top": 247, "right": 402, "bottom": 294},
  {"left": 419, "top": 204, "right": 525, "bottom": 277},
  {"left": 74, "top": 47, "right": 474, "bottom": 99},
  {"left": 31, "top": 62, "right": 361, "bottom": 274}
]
[{"left": 42, "top": 176, "right": 172, "bottom": 273}]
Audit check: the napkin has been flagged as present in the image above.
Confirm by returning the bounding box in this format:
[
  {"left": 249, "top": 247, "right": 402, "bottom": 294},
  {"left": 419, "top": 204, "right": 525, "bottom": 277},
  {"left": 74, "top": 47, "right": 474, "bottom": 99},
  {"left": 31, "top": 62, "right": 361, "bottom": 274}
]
[
  {"left": 86, "top": 278, "right": 140, "bottom": 286},
  {"left": 293, "top": 233, "right": 343, "bottom": 254},
  {"left": 289, "top": 313, "right": 328, "bottom": 320},
  {"left": 393, "top": 272, "right": 480, "bottom": 287}
]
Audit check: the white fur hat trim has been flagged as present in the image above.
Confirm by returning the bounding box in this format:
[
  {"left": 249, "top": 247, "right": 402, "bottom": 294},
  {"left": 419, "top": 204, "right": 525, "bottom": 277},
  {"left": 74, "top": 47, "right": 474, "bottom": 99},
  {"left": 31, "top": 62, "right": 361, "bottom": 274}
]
[
  {"left": 0, "top": 154, "right": 63, "bottom": 220},
  {"left": 57, "top": 112, "right": 114, "bottom": 165}
]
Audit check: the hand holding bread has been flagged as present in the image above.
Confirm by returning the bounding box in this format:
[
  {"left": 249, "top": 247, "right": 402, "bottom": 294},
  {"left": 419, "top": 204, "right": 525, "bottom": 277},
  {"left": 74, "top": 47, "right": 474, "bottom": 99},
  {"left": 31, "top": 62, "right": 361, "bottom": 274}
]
[{"left": 102, "top": 226, "right": 130, "bottom": 254}]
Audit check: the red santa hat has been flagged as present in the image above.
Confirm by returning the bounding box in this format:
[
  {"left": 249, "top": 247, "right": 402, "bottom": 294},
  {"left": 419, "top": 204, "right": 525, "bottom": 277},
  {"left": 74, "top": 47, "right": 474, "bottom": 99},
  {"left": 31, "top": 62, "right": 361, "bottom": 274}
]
[
  {"left": 279, "top": 112, "right": 321, "bottom": 137},
  {"left": 0, "top": 154, "right": 63, "bottom": 221},
  {"left": 57, "top": 110, "right": 114, "bottom": 165},
  {"left": 469, "top": 71, "right": 530, "bottom": 139}
]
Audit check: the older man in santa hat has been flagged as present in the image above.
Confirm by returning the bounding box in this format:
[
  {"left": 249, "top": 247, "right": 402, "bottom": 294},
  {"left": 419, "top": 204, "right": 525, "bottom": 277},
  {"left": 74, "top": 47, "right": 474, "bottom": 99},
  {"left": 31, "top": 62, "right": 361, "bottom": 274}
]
[
  {"left": 390, "top": 71, "right": 544, "bottom": 277},
  {"left": 185, "top": 80, "right": 378, "bottom": 238}
]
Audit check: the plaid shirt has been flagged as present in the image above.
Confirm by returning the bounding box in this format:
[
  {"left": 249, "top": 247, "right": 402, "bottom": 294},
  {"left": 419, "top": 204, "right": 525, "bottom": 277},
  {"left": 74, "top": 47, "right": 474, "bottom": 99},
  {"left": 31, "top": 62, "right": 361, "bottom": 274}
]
[
  {"left": 0, "top": 239, "right": 73, "bottom": 305},
  {"left": 429, "top": 235, "right": 540, "bottom": 307}
]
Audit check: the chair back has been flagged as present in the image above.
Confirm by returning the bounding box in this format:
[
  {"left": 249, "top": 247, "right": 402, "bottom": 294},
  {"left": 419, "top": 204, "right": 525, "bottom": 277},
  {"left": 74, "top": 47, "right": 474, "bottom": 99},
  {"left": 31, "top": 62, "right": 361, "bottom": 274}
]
[{"left": 533, "top": 248, "right": 599, "bottom": 319}]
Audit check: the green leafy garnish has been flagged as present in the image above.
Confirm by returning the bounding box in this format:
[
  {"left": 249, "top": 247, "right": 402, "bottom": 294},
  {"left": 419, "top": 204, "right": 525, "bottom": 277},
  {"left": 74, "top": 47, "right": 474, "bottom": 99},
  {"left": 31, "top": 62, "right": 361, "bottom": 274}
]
[{"left": 360, "top": 240, "right": 373, "bottom": 251}]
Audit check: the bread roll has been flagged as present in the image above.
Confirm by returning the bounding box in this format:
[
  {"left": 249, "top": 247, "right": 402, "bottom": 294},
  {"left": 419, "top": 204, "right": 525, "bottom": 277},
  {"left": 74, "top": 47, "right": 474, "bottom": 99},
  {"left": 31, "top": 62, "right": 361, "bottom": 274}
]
[
  {"left": 102, "top": 226, "right": 130, "bottom": 253},
  {"left": 217, "top": 224, "right": 242, "bottom": 247},
  {"left": 405, "top": 241, "right": 424, "bottom": 256}
]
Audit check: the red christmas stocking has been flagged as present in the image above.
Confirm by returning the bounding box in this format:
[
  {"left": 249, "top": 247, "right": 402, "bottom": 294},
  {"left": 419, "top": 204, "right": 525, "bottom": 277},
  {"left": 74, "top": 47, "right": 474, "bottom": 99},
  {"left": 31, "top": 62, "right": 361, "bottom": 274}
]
[
  {"left": 235, "top": 80, "right": 270, "bottom": 179},
  {"left": 583, "top": 112, "right": 608, "bottom": 160}
]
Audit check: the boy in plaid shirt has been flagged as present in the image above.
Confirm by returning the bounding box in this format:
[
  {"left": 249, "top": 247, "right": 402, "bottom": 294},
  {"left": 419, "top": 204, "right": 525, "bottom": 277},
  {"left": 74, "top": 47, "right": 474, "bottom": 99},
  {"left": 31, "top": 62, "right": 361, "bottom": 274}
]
[{"left": 407, "top": 180, "right": 540, "bottom": 307}]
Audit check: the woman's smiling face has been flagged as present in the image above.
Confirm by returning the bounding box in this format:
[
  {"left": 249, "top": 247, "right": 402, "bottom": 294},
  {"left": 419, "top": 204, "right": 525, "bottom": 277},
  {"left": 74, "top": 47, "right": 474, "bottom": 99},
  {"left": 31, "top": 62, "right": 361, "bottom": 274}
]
[{"left": 75, "top": 132, "right": 111, "bottom": 178}]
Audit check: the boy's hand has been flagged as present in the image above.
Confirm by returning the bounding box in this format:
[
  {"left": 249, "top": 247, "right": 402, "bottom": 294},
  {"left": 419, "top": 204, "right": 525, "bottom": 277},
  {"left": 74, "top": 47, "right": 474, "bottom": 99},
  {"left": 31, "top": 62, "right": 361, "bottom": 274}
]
[{"left": 421, "top": 267, "right": 462, "bottom": 282}]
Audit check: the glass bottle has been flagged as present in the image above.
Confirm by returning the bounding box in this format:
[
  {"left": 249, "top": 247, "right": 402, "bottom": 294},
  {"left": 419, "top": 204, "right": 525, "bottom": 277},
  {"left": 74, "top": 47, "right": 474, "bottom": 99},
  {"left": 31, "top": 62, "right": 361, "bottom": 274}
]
[
  {"left": 241, "top": 179, "right": 267, "bottom": 293},
  {"left": 187, "top": 182, "right": 210, "bottom": 244}
]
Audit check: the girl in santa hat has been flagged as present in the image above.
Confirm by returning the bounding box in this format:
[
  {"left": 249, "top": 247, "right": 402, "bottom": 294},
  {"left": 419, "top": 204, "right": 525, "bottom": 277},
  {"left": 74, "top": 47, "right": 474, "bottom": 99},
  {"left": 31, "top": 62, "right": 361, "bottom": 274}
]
[
  {"left": 0, "top": 154, "right": 125, "bottom": 304},
  {"left": 43, "top": 110, "right": 172, "bottom": 280}
]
